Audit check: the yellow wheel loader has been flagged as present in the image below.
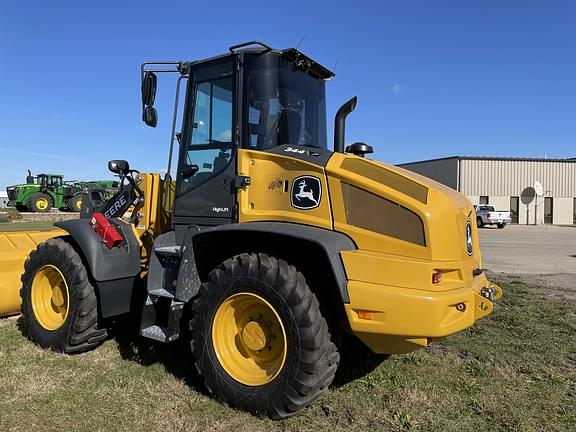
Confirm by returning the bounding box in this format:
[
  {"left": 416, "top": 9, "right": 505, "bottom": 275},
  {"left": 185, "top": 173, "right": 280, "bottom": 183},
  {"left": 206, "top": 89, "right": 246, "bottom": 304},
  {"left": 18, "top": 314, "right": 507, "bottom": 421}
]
[{"left": 8, "top": 41, "right": 502, "bottom": 419}]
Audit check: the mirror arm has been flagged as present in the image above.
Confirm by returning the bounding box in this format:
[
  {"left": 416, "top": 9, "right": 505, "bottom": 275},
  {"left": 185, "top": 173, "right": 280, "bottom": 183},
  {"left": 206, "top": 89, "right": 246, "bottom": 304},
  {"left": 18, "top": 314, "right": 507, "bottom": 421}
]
[{"left": 167, "top": 76, "right": 186, "bottom": 180}]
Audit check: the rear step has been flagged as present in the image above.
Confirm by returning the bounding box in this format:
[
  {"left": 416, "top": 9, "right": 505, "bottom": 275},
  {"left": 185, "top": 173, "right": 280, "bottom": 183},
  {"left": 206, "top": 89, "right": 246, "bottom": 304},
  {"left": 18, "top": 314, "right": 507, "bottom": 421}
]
[
  {"left": 140, "top": 232, "right": 185, "bottom": 343},
  {"left": 141, "top": 325, "right": 176, "bottom": 343}
]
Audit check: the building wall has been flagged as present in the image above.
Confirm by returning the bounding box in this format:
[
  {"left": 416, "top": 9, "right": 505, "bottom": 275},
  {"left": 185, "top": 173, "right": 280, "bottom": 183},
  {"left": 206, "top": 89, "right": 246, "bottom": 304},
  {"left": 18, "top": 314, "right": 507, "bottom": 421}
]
[
  {"left": 554, "top": 198, "right": 573, "bottom": 225},
  {"left": 398, "top": 157, "right": 459, "bottom": 190},
  {"left": 487, "top": 196, "right": 509, "bottom": 212},
  {"left": 459, "top": 159, "right": 576, "bottom": 197}
]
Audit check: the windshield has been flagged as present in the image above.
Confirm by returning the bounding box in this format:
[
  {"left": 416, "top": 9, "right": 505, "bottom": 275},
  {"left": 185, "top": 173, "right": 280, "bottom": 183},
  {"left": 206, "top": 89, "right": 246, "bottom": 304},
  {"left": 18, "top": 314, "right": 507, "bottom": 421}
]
[{"left": 243, "top": 53, "right": 327, "bottom": 150}]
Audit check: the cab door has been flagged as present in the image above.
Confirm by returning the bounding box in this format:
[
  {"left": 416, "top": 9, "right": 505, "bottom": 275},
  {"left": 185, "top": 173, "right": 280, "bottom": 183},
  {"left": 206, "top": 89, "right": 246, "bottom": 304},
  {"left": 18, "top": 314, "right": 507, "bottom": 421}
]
[{"left": 172, "top": 59, "right": 237, "bottom": 229}]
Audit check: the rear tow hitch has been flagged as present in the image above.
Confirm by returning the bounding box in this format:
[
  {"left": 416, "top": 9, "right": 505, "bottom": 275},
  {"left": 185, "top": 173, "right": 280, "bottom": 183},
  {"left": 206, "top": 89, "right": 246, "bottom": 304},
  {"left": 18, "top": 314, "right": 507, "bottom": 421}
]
[{"left": 480, "top": 287, "right": 496, "bottom": 303}]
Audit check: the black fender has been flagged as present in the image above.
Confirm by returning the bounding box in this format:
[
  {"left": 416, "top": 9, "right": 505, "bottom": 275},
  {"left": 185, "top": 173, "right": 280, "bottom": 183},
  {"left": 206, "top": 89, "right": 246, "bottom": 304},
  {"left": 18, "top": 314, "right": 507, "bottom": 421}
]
[
  {"left": 54, "top": 218, "right": 141, "bottom": 318},
  {"left": 179, "top": 222, "right": 356, "bottom": 303}
]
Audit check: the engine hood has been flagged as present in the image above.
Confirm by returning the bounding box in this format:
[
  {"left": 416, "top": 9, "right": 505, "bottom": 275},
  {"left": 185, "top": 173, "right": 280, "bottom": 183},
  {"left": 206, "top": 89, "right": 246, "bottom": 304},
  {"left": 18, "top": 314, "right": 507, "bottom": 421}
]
[{"left": 325, "top": 153, "right": 482, "bottom": 269}]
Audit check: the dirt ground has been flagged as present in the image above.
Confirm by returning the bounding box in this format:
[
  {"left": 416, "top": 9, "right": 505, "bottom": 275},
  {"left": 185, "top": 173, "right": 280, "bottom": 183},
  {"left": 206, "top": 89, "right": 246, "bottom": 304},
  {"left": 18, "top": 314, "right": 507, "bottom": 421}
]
[{"left": 478, "top": 224, "right": 576, "bottom": 295}]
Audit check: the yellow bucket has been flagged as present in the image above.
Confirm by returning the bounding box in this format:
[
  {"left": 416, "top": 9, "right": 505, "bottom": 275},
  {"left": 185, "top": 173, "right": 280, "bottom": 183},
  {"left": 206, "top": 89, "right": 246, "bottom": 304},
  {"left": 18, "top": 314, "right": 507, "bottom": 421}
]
[{"left": 0, "top": 230, "right": 64, "bottom": 316}]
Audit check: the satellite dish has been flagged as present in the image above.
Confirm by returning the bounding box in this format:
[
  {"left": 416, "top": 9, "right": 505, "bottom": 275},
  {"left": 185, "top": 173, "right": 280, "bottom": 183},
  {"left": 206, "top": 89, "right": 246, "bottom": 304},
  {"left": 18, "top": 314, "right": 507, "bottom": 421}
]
[{"left": 534, "top": 181, "right": 544, "bottom": 197}]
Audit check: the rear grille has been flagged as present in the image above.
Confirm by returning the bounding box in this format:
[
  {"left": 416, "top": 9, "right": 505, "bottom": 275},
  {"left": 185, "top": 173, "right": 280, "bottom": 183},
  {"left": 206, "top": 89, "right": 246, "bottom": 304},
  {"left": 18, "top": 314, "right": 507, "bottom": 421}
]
[
  {"left": 341, "top": 159, "right": 428, "bottom": 204},
  {"left": 341, "top": 183, "right": 426, "bottom": 246}
]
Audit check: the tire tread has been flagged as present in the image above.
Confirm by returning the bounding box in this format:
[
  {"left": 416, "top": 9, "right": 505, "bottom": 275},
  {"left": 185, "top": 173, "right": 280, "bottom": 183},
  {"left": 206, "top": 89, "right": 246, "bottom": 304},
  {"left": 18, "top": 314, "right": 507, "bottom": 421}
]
[
  {"left": 190, "top": 252, "right": 339, "bottom": 419},
  {"left": 20, "top": 237, "right": 107, "bottom": 354}
]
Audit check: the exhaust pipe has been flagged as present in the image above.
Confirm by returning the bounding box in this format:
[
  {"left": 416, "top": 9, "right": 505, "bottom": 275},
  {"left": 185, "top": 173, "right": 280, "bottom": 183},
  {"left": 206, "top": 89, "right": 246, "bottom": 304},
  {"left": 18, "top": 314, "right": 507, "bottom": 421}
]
[{"left": 334, "top": 96, "right": 357, "bottom": 153}]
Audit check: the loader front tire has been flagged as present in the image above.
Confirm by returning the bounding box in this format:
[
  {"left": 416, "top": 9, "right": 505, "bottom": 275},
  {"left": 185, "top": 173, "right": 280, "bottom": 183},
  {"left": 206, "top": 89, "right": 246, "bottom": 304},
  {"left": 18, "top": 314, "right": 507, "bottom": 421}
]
[
  {"left": 191, "top": 253, "right": 339, "bottom": 419},
  {"left": 20, "top": 237, "right": 107, "bottom": 353}
]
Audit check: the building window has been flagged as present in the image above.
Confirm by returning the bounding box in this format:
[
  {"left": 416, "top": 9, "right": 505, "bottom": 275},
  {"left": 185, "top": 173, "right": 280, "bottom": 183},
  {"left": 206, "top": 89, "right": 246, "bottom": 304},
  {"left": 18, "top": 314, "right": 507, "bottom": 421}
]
[
  {"left": 479, "top": 196, "right": 489, "bottom": 205},
  {"left": 510, "top": 196, "right": 519, "bottom": 224},
  {"left": 544, "top": 197, "right": 553, "bottom": 224}
]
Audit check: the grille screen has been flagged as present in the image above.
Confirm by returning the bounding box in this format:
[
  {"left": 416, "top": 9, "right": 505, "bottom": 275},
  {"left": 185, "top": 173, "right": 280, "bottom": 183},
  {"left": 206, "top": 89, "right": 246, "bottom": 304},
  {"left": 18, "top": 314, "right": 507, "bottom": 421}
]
[
  {"left": 341, "top": 159, "right": 428, "bottom": 204},
  {"left": 341, "top": 183, "right": 426, "bottom": 246}
]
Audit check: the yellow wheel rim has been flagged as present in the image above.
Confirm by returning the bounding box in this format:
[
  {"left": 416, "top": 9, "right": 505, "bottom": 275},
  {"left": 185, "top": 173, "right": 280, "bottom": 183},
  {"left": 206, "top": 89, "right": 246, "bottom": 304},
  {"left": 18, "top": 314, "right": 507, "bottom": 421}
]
[
  {"left": 31, "top": 265, "right": 70, "bottom": 331},
  {"left": 36, "top": 197, "right": 49, "bottom": 210},
  {"left": 75, "top": 198, "right": 82, "bottom": 210},
  {"left": 212, "top": 292, "right": 287, "bottom": 386}
]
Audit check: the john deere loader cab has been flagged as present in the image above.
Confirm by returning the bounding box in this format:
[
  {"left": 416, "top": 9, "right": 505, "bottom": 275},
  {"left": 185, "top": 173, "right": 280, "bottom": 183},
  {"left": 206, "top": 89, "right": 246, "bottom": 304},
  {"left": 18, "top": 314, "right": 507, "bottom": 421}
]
[
  {"left": 134, "top": 41, "right": 337, "bottom": 344},
  {"left": 145, "top": 42, "right": 334, "bottom": 233},
  {"left": 18, "top": 41, "right": 502, "bottom": 420}
]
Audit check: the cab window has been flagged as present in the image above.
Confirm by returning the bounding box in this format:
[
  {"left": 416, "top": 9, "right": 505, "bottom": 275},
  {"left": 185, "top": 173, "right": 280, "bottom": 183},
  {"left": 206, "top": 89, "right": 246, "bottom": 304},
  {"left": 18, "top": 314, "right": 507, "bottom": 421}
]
[{"left": 178, "top": 62, "right": 234, "bottom": 196}]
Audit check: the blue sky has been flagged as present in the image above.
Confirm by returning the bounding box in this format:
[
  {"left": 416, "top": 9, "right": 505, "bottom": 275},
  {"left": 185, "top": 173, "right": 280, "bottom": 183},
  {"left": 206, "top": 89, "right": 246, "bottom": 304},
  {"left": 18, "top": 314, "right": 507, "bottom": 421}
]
[{"left": 1, "top": 1, "right": 574, "bottom": 188}]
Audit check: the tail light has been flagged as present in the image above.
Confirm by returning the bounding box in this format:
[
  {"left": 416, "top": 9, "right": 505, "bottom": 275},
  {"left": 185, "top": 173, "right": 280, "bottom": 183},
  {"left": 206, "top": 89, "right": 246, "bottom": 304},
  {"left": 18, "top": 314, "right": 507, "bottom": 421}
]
[{"left": 432, "top": 271, "right": 443, "bottom": 284}]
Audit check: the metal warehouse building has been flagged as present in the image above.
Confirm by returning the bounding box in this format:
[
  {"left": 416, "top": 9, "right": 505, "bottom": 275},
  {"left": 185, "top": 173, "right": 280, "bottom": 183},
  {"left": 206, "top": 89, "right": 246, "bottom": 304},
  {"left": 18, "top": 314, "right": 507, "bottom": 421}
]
[
  {"left": 0, "top": 191, "right": 8, "bottom": 208},
  {"left": 398, "top": 156, "right": 576, "bottom": 225}
]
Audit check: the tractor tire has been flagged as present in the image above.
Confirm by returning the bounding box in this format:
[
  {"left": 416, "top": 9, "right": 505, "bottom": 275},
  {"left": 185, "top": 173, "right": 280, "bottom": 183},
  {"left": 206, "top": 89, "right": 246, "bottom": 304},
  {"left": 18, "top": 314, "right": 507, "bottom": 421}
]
[
  {"left": 27, "top": 192, "right": 53, "bottom": 213},
  {"left": 190, "top": 253, "right": 339, "bottom": 419},
  {"left": 20, "top": 237, "right": 107, "bottom": 353},
  {"left": 68, "top": 195, "right": 83, "bottom": 212},
  {"left": 476, "top": 217, "right": 484, "bottom": 228}
]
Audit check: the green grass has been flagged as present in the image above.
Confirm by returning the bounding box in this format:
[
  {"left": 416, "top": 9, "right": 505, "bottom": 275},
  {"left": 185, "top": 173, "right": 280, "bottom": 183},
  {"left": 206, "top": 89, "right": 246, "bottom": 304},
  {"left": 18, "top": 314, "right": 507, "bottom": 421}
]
[
  {"left": 0, "top": 279, "right": 574, "bottom": 431},
  {"left": 0, "top": 221, "right": 58, "bottom": 232}
]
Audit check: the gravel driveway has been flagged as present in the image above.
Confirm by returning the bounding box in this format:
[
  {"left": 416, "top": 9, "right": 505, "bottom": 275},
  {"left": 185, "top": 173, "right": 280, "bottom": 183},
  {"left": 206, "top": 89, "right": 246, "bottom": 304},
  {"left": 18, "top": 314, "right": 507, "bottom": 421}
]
[{"left": 478, "top": 224, "right": 575, "bottom": 293}]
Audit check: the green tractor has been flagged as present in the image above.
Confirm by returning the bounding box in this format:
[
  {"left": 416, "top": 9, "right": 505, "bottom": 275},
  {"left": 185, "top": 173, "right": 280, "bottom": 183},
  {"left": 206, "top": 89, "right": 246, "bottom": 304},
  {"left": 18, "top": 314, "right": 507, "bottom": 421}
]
[
  {"left": 63, "top": 180, "right": 120, "bottom": 212},
  {"left": 6, "top": 171, "right": 119, "bottom": 213}
]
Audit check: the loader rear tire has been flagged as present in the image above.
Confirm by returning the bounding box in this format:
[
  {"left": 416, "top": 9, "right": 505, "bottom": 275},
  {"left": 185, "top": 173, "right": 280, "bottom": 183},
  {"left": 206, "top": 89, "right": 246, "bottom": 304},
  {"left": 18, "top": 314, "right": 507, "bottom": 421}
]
[
  {"left": 20, "top": 237, "right": 107, "bottom": 353},
  {"left": 190, "top": 253, "right": 339, "bottom": 419},
  {"left": 28, "top": 193, "right": 53, "bottom": 213}
]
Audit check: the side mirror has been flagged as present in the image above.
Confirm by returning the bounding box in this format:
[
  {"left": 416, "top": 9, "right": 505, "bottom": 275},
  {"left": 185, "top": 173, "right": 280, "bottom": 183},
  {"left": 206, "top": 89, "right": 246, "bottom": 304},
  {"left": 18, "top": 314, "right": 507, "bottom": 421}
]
[
  {"left": 141, "top": 72, "right": 157, "bottom": 106},
  {"left": 345, "top": 142, "right": 373, "bottom": 158},
  {"left": 141, "top": 72, "right": 158, "bottom": 127},
  {"left": 108, "top": 160, "right": 130, "bottom": 176},
  {"left": 143, "top": 105, "right": 158, "bottom": 127}
]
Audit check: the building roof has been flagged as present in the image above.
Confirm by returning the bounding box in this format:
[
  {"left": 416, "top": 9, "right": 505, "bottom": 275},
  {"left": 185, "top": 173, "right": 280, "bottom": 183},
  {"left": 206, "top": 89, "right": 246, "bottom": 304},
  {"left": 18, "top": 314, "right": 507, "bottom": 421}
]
[{"left": 399, "top": 155, "right": 576, "bottom": 165}]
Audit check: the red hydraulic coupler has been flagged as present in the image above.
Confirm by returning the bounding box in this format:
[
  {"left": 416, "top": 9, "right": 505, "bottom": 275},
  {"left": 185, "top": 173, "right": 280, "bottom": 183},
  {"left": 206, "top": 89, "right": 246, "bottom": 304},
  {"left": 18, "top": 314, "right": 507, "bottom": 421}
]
[{"left": 89, "top": 212, "right": 124, "bottom": 249}]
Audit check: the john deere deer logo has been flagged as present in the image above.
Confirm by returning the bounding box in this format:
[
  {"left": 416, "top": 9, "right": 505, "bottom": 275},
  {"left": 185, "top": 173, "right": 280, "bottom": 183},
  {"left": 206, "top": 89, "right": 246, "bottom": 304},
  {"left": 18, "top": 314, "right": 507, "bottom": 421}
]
[{"left": 291, "top": 176, "right": 321, "bottom": 210}]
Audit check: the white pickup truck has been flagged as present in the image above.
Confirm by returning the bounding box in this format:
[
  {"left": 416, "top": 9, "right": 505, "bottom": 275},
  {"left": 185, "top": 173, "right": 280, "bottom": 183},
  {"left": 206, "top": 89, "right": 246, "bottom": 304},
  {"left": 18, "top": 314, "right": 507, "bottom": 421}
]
[{"left": 475, "top": 205, "right": 512, "bottom": 228}]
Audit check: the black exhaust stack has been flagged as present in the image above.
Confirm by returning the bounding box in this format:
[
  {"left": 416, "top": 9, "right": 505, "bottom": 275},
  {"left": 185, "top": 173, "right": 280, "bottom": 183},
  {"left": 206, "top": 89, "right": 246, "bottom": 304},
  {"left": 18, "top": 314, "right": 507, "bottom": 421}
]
[{"left": 334, "top": 96, "right": 357, "bottom": 153}]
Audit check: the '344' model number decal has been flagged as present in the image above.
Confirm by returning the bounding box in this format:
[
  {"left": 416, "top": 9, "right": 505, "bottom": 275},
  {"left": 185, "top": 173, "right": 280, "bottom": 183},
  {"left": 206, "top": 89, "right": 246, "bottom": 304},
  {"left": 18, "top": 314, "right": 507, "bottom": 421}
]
[{"left": 284, "top": 146, "right": 306, "bottom": 154}]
